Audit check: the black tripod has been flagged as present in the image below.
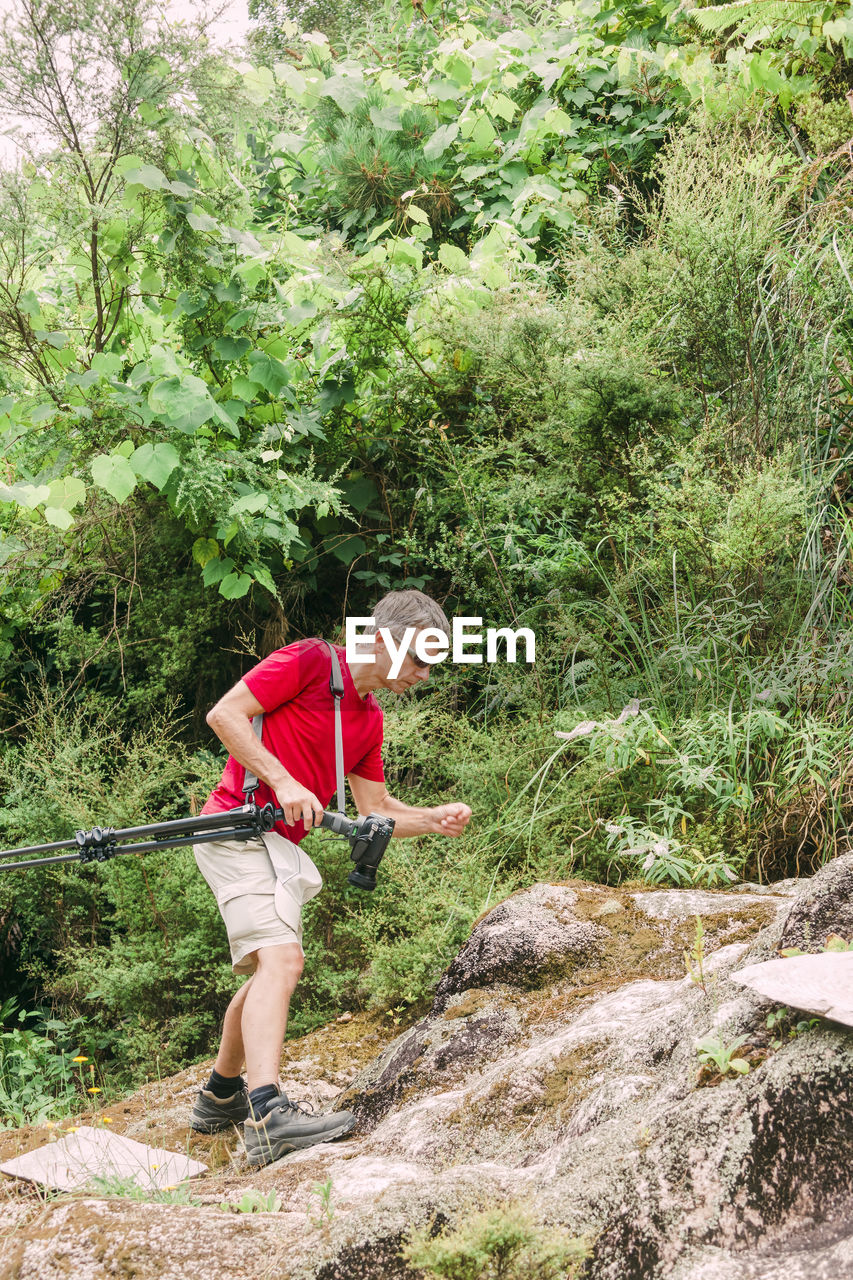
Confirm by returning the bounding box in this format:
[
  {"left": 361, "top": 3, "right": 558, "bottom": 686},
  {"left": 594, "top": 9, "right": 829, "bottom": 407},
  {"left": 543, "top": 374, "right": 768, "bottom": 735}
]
[{"left": 0, "top": 802, "right": 394, "bottom": 889}]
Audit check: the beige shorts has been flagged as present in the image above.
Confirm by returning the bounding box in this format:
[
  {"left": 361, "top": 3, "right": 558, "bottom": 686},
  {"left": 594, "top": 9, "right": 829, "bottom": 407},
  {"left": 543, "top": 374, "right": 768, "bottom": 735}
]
[{"left": 193, "top": 832, "right": 322, "bottom": 975}]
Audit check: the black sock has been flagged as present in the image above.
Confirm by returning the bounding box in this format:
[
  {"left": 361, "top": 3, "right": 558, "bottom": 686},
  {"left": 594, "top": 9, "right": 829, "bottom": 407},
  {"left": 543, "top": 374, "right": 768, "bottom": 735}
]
[
  {"left": 248, "top": 1083, "right": 280, "bottom": 1119},
  {"left": 207, "top": 1068, "right": 245, "bottom": 1099}
]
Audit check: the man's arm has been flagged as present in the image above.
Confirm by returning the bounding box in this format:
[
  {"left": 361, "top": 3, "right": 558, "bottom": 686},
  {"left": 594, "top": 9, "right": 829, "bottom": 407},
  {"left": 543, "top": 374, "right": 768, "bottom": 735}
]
[
  {"left": 347, "top": 773, "right": 472, "bottom": 838},
  {"left": 207, "top": 680, "right": 325, "bottom": 828}
]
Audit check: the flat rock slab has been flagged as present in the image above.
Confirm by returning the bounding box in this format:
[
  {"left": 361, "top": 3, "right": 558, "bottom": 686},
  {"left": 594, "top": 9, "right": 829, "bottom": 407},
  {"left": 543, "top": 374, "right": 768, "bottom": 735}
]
[
  {"left": 730, "top": 953, "right": 853, "bottom": 1028},
  {"left": 631, "top": 890, "right": 781, "bottom": 920},
  {"left": 0, "top": 1125, "right": 207, "bottom": 1192}
]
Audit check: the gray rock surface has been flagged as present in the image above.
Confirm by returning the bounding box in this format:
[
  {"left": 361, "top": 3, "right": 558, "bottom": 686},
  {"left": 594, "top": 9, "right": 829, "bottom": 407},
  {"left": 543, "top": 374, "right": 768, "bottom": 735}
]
[
  {"left": 431, "top": 883, "right": 607, "bottom": 1011},
  {"left": 3, "top": 867, "right": 851, "bottom": 1280},
  {"left": 777, "top": 850, "right": 853, "bottom": 952}
]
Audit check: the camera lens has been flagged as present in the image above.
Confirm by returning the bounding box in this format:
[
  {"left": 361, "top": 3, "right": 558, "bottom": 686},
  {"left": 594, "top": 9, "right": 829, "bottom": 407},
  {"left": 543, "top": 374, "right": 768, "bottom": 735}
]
[{"left": 347, "top": 864, "right": 377, "bottom": 891}]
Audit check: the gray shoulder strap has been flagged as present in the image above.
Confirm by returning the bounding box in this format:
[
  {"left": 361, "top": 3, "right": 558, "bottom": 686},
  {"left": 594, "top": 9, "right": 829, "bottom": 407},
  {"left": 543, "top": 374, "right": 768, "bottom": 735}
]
[
  {"left": 241, "top": 643, "right": 346, "bottom": 816},
  {"left": 242, "top": 713, "right": 264, "bottom": 798},
  {"left": 324, "top": 641, "right": 346, "bottom": 815}
]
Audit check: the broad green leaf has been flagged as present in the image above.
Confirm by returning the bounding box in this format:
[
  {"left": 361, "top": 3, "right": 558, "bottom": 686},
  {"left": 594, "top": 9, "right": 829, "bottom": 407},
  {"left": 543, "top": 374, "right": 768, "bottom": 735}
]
[
  {"left": 91, "top": 454, "right": 137, "bottom": 504},
  {"left": 192, "top": 537, "right": 220, "bottom": 568},
  {"left": 823, "top": 16, "right": 853, "bottom": 43},
  {"left": 470, "top": 114, "right": 497, "bottom": 150},
  {"left": 46, "top": 476, "right": 86, "bottom": 511},
  {"left": 406, "top": 203, "right": 429, "bottom": 225},
  {"left": 34, "top": 331, "right": 67, "bottom": 349},
  {"left": 202, "top": 555, "right": 235, "bottom": 586},
  {"left": 231, "top": 375, "right": 258, "bottom": 401},
  {"left": 123, "top": 164, "right": 168, "bottom": 191},
  {"left": 271, "top": 132, "right": 309, "bottom": 155},
  {"left": 367, "top": 217, "right": 395, "bottom": 243},
  {"left": 438, "top": 244, "right": 469, "bottom": 272},
  {"left": 320, "top": 74, "right": 367, "bottom": 113},
  {"left": 43, "top": 506, "right": 75, "bottom": 530},
  {"left": 424, "top": 121, "right": 459, "bottom": 160},
  {"left": 341, "top": 476, "right": 377, "bottom": 513},
  {"left": 284, "top": 299, "right": 317, "bottom": 325},
  {"left": 331, "top": 535, "right": 366, "bottom": 565},
  {"left": 213, "top": 280, "right": 241, "bottom": 303},
  {"left": 175, "top": 289, "right": 209, "bottom": 317},
  {"left": 369, "top": 104, "right": 403, "bottom": 131},
  {"left": 92, "top": 349, "right": 125, "bottom": 380},
  {"left": 229, "top": 492, "right": 269, "bottom": 515},
  {"left": 246, "top": 352, "right": 289, "bottom": 394},
  {"left": 446, "top": 55, "right": 472, "bottom": 87},
  {"left": 187, "top": 210, "right": 218, "bottom": 233},
  {"left": 139, "top": 266, "right": 164, "bottom": 295},
  {"left": 0, "top": 481, "right": 50, "bottom": 508},
  {"left": 219, "top": 571, "right": 252, "bottom": 599},
  {"left": 130, "top": 442, "right": 180, "bottom": 489},
  {"left": 242, "top": 64, "right": 276, "bottom": 102},
  {"left": 248, "top": 563, "right": 278, "bottom": 596},
  {"left": 273, "top": 63, "right": 307, "bottom": 99},
  {"left": 491, "top": 93, "right": 518, "bottom": 122},
  {"left": 213, "top": 336, "right": 252, "bottom": 361},
  {"left": 148, "top": 375, "right": 216, "bottom": 432}
]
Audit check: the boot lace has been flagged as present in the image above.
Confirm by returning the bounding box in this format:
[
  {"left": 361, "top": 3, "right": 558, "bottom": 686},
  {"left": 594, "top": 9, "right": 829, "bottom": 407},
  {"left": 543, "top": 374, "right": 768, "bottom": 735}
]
[{"left": 276, "top": 1097, "right": 314, "bottom": 1116}]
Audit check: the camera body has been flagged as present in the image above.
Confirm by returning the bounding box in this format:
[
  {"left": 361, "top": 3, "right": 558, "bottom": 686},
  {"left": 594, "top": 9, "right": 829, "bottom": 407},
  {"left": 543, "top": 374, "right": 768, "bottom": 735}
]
[{"left": 319, "top": 810, "right": 395, "bottom": 890}]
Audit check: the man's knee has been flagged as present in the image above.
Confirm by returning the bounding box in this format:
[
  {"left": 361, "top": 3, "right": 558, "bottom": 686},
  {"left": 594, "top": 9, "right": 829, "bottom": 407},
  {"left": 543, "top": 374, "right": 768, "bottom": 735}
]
[{"left": 252, "top": 943, "right": 304, "bottom": 986}]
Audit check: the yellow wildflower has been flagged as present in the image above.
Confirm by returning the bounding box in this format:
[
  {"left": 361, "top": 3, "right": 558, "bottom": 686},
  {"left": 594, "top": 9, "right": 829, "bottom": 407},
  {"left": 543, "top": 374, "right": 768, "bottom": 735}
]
[
  {"left": 72, "top": 1055, "right": 88, "bottom": 1063},
  {"left": 87, "top": 1086, "right": 102, "bottom": 1094}
]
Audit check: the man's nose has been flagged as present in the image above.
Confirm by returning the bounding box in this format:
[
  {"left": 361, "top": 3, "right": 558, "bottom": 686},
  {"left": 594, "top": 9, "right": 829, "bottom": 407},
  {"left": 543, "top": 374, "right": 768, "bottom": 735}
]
[{"left": 415, "top": 665, "right": 430, "bottom": 682}]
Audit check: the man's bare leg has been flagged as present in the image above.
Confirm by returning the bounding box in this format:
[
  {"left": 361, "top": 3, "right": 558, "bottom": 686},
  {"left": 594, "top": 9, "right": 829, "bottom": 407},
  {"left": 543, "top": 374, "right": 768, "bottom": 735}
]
[
  {"left": 213, "top": 973, "right": 254, "bottom": 1080},
  {"left": 214, "top": 943, "right": 304, "bottom": 1091}
]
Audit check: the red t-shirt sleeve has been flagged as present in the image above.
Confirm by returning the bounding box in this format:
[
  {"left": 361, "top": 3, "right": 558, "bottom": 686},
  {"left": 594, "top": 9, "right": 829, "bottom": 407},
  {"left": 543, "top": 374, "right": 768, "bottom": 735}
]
[
  {"left": 349, "top": 730, "right": 385, "bottom": 783},
  {"left": 242, "top": 639, "right": 324, "bottom": 712}
]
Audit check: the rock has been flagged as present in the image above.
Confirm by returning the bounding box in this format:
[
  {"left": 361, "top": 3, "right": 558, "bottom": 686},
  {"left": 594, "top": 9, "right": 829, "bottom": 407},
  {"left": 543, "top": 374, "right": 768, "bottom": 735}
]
[
  {"left": 777, "top": 851, "right": 853, "bottom": 953},
  {"left": 730, "top": 953, "right": 853, "bottom": 1027},
  {"left": 632, "top": 890, "right": 779, "bottom": 921},
  {"left": 431, "top": 884, "right": 607, "bottom": 1012},
  {"left": 341, "top": 997, "right": 522, "bottom": 1130},
  {"left": 4, "top": 867, "right": 853, "bottom": 1280}
]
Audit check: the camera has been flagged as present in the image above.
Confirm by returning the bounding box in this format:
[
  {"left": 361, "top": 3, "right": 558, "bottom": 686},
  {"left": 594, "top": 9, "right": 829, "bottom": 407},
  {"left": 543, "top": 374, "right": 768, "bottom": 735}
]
[{"left": 318, "top": 810, "right": 395, "bottom": 890}]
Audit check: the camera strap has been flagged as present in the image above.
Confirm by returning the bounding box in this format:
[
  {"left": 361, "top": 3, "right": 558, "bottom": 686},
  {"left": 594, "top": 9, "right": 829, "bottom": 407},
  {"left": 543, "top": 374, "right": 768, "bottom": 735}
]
[
  {"left": 241, "top": 641, "right": 347, "bottom": 817},
  {"left": 324, "top": 640, "right": 346, "bottom": 816}
]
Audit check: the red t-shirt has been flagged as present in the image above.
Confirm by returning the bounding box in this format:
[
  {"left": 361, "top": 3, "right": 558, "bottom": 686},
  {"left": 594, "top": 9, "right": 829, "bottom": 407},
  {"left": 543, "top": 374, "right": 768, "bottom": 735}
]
[{"left": 202, "top": 638, "right": 384, "bottom": 843}]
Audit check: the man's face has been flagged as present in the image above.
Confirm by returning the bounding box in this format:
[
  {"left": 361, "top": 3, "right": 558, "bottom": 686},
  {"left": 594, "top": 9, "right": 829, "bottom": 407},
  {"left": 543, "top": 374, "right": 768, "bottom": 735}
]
[{"left": 374, "top": 630, "right": 432, "bottom": 693}]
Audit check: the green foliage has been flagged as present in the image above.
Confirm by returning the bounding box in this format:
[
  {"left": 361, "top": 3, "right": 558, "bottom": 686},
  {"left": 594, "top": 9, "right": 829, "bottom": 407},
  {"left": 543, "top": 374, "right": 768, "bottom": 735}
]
[
  {"left": 2, "top": 0, "right": 853, "bottom": 1097},
  {"left": 220, "top": 1187, "right": 284, "bottom": 1213},
  {"left": 403, "top": 1202, "right": 587, "bottom": 1280},
  {"left": 765, "top": 1005, "right": 822, "bottom": 1047},
  {"left": 88, "top": 1173, "right": 203, "bottom": 1205},
  {"left": 695, "top": 1031, "right": 751, "bottom": 1077},
  {"left": 795, "top": 92, "right": 853, "bottom": 150},
  {"left": 0, "top": 999, "right": 106, "bottom": 1128}
]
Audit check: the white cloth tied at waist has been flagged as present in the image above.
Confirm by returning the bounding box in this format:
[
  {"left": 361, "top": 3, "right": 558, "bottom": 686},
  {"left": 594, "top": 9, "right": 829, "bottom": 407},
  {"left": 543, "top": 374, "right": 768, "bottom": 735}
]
[{"left": 214, "top": 831, "right": 322, "bottom": 933}]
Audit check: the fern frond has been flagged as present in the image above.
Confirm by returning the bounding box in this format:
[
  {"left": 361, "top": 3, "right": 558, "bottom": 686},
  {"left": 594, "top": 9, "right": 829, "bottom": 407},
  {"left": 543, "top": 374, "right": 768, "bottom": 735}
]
[{"left": 691, "top": 0, "right": 840, "bottom": 40}]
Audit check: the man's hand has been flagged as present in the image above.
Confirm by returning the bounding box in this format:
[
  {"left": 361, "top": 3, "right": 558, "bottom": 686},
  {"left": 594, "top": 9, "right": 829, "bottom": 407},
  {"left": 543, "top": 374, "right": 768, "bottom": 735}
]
[
  {"left": 274, "top": 777, "right": 325, "bottom": 829},
  {"left": 431, "top": 803, "right": 472, "bottom": 836}
]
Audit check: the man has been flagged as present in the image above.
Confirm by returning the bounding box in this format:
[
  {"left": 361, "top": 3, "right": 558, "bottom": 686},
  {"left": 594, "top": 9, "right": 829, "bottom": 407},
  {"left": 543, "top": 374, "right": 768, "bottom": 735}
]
[{"left": 190, "top": 589, "right": 472, "bottom": 1167}]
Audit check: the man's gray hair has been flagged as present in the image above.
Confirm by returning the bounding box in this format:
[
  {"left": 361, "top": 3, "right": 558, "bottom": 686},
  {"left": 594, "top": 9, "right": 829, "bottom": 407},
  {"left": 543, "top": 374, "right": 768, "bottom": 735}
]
[{"left": 370, "top": 589, "right": 450, "bottom": 638}]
